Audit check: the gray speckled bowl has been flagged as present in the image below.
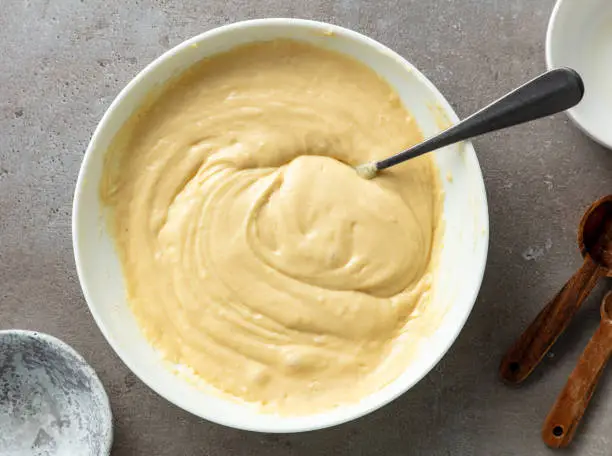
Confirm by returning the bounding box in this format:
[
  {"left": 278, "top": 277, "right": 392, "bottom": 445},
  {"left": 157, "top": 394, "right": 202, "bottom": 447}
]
[{"left": 0, "top": 330, "right": 113, "bottom": 455}]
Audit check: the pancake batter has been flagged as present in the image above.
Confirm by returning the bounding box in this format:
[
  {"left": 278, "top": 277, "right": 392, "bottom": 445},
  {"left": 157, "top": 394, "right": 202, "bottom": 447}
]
[{"left": 101, "top": 40, "right": 443, "bottom": 414}]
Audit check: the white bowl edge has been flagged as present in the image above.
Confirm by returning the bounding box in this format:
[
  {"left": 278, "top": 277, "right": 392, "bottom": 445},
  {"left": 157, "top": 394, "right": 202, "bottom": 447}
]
[{"left": 546, "top": 0, "right": 612, "bottom": 149}]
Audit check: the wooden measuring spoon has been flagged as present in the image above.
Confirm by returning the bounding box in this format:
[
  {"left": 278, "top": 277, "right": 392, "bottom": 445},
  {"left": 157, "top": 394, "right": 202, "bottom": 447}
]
[
  {"left": 500, "top": 195, "right": 612, "bottom": 383},
  {"left": 542, "top": 291, "right": 612, "bottom": 448}
]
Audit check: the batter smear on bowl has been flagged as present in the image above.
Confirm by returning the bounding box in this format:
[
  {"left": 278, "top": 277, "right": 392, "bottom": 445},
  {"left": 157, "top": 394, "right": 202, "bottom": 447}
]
[{"left": 101, "top": 40, "right": 443, "bottom": 414}]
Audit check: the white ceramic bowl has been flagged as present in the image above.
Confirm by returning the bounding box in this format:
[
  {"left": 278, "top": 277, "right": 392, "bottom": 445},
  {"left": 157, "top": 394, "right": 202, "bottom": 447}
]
[
  {"left": 0, "top": 330, "right": 113, "bottom": 454},
  {"left": 546, "top": 0, "right": 612, "bottom": 149},
  {"left": 73, "top": 18, "right": 489, "bottom": 432}
]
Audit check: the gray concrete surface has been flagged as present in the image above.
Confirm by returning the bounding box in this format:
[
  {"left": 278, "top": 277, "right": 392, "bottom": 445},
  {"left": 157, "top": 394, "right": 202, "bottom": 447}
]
[{"left": 1, "top": 0, "right": 611, "bottom": 454}]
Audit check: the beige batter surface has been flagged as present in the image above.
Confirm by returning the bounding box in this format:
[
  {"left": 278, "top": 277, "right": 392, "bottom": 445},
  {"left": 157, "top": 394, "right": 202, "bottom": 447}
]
[{"left": 101, "top": 40, "right": 443, "bottom": 414}]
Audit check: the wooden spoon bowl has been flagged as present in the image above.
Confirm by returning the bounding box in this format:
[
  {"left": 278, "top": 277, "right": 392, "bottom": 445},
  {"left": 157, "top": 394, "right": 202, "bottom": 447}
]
[{"left": 580, "top": 197, "right": 612, "bottom": 272}]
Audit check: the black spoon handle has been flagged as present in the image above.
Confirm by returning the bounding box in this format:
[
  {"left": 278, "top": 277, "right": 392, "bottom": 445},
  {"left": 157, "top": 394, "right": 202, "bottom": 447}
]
[{"left": 376, "top": 67, "right": 584, "bottom": 170}]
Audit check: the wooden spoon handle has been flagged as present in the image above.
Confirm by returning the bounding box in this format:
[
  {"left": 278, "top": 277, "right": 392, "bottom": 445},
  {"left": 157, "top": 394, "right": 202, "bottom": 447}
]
[
  {"left": 542, "top": 321, "right": 612, "bottom": 447},
  {"left": 500, "top": 257, "right": 603, "bottom": 383}
]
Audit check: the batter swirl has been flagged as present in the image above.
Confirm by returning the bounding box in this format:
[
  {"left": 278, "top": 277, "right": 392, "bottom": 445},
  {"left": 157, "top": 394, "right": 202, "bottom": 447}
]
[{"left": 101, "top": 40, "right": 442, "bottom": 414}]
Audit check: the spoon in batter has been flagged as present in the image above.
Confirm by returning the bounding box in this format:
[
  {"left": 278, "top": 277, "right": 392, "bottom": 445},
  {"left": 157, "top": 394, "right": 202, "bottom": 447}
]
[{"left": 356, "top": 68, "right": 584, "bottom": 179}]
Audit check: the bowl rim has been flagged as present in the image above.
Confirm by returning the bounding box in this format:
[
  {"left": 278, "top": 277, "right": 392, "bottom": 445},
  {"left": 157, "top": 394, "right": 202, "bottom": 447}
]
[
  {"left": 545, "top": 0, "right": 612, "bottom": 149},
  {"left": 0, "top": 329, "right": 113, "bottom": 454},
  {"left": 72, "top": 17, "right": 489, "bottom": 432}
]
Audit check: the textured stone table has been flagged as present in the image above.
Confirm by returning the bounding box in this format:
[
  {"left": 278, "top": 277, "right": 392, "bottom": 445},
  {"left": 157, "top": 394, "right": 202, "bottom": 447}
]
[{"left": 1, "top": 0, "right": 611, "bottom": 454}]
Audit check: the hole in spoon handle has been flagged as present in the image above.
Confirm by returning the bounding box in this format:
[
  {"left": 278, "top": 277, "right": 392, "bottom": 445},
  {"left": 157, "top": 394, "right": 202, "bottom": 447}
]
[
  {"left": 499, "top": 257, "right": 603, "bottom": 383},
  {"left": 542, "top": 321, "right": 612, "bottom": 448}
]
